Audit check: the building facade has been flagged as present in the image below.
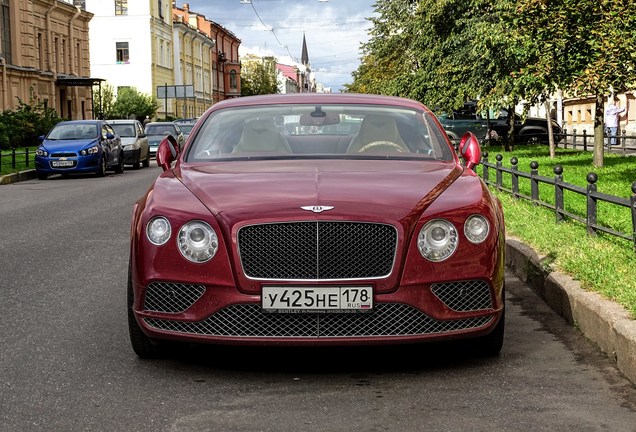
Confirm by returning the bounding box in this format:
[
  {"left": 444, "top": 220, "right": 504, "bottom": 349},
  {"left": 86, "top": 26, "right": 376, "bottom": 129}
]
[
  {"left": 173, "top": 3, "right": 241, "bottom": 105},
  {"left": 86, "top": 0, "right": 175, "bottom": 117},
  {"left": 0, "top": 0, "right": 96, "bottom": 119}
]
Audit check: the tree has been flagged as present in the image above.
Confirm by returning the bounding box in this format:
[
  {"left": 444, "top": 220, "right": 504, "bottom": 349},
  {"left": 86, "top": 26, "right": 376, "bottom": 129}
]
[
  {"left": 111, "top": 87, "right": 159, "bottom": 121},
  {"left": 93, "top": 82, "right": 116, "bottom": 119},
  {"left": 241, "top": 57, "right": 279, "bottom": 96}
]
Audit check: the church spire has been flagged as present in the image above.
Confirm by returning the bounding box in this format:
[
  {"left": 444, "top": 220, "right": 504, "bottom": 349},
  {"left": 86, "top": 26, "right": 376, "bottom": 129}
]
[{"left": 301, "top": 33, "right": 309, "bottom": 66}]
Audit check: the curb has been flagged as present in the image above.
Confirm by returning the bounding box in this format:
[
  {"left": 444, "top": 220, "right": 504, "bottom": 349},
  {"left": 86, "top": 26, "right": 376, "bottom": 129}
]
[
  {"left": 0, "top": 169, "right": 37, "bottom": 185},
  {"left": 506, "top": 237, "right": 636, "bottom": 386}
]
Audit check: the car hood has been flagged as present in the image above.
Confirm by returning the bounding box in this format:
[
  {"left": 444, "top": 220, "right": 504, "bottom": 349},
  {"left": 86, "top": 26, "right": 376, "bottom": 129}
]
[
  {"left": 173, "top": 159, "right": 464, "bottom": 223},
  {"left": 120, "top": 137, "right": 137, "bottom": 145},
  {"left": 42, "top": 138, "right": 98, "bottom": 150}
]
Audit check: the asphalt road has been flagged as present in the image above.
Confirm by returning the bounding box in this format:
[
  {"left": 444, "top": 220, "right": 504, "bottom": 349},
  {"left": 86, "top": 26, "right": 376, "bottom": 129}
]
[{"left": 1, "top": 166, "right": 635, "bottom": 432}]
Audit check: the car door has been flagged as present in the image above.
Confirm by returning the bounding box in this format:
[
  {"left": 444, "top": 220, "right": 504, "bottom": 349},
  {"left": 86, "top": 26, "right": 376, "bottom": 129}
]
[{"left": 136, "top": 121, "right": 149, "bottom": 159}]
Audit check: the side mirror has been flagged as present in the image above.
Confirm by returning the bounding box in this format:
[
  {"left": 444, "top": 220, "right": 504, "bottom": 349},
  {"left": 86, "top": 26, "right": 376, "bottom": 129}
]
[
  {"left": 106, "top": 133, "right": 115, "bottom": 139},
  {"left": 38, "top": 135, "right": 45, "bottom": 142},
  {"left": 156, "top": 134, "right": 180, "bottom": 171},
  {"left": 458, "top": 132, "right": 481, "bottom": 170}
]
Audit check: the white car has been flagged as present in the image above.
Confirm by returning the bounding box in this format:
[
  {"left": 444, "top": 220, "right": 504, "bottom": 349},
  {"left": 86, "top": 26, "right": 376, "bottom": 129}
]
[{"left": 108, "top": 119, "right": 151, "bottom": 169}]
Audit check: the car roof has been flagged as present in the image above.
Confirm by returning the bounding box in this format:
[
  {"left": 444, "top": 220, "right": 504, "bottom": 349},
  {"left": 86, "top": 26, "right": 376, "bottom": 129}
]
[
  {"left": 204, "top": 93, "right": 430, "bottom": 114},
  {"left": 108, "top": 119, "right": 139, "bottom": 124}
]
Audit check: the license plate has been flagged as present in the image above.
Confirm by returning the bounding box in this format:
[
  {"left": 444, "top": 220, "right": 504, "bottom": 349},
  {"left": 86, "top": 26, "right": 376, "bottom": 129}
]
[
  {"left": 262, "top": 286, "right": 373, "bottom": 313},
  {"left": 52, "top": 160, "right": 75, "bottom": 167}
]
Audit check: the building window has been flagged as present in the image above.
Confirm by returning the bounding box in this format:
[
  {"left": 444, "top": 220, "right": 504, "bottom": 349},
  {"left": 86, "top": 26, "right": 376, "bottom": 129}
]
[
  {"left": 38, "top": 33, "right": 45, "bottom": 70},
  {"left": 230, "top": 70, "right": 237, "bottom": 90},
  {"left": 0, "top": 0, "right": 10, "bottom": 64},
  {"left": 115, "top": 0, "right": 128, "bottom": 15},
  {"left": 116, "top": 42, "right": 129, "bottom": 63},
  {"left": 158, "top": 0, "right": 164, "bottom": 19}
]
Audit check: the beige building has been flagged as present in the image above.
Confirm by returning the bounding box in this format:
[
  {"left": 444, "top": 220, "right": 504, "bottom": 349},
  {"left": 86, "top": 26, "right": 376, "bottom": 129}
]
[{"left": 0, "top": 0, "right": 97, "bottom": 119}]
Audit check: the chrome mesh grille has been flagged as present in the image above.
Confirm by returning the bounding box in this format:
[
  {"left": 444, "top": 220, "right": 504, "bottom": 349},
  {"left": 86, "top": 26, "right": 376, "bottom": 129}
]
[
  {"left": 238, "top": 222, "right": 397, "bottom": 279},
  {"left": 143, "top": 303, "right": 492, "bottom": 338},
  {"left": 431, "top": 280, "right": 492, "bottom": 312},
  {"left": 143, "top": 282, "right": 206, "bottom": 313}
]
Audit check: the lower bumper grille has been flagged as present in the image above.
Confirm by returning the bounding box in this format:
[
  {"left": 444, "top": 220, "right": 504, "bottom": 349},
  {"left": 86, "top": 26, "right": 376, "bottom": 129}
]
[
  {"left": 431, "top": 280, "right": 493, "bottom": 312},
  {"left": 143, "top": 303, "right": 492, "bottom": 338}
]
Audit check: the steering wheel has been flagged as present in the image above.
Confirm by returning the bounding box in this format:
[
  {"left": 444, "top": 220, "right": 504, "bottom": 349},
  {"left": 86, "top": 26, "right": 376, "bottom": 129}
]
[{"left": 358, "top": 140, "right": 408, "bottom": 153}]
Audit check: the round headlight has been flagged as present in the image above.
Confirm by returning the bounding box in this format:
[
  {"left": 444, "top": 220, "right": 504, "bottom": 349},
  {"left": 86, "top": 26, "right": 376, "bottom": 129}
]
[
  {"left": 417, "top": 219, "right": 458, "bottom": 262},
  {"left": 464, "top": 214, "right": 490, "bottom": 244},
  {"left": 146, "top": 216, "right": 171, "bottom": 245},
  {"left": 178, "top": 221, "right": 218, "bottom": 263}
]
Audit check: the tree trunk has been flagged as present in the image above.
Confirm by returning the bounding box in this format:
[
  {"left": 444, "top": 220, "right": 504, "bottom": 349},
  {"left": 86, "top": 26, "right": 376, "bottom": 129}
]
[
  {"left": 505, "top": 106, "right": 514, "bottom": 152},
  {"left": 545, "top": 100, "right": 555, "bottom": 158},
  {"left": 593, "top": 93, "right": 605, "bottom": 168}
]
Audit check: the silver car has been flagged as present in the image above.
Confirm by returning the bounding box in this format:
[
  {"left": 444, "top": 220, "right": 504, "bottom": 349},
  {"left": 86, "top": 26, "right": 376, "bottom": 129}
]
[{"left": 108, "top": 119, "right": 151, "bottom": 169}]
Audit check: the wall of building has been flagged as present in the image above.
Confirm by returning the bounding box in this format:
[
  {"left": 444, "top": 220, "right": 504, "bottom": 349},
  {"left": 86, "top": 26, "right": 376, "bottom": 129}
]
[{"left": 0, "top": 0, "right": 94, "bottom": 119}]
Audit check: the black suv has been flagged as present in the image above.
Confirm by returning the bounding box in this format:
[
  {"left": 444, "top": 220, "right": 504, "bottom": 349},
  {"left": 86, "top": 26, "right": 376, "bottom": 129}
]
[{"left": 437, "top": 102, "right": 562, "bottom": 145}]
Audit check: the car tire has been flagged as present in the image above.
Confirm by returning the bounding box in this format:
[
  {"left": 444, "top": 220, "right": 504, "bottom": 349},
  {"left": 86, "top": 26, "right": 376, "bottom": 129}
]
[
  {"left": 142, "top": 149, "right": 150, "bottom": 168},
  {"left": 36, "top": 172, "right": 47, "bottom": 180},
  {"left": 114, "top": 152, "right": 125, "bottom": 174},
  {"left": 133, "top": 149, "right": 141, "bottom": 170},
  {"left": 96, "top": 155, "right": 106, "bottom": 177},
  {"left": 127, "top": 265, "right": 161, "bottom": 359}
]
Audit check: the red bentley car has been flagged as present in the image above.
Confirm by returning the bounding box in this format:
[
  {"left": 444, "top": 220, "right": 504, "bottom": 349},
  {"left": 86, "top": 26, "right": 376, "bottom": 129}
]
[{"left": 128, "top": 93, "right": 505, "bottom": 358}]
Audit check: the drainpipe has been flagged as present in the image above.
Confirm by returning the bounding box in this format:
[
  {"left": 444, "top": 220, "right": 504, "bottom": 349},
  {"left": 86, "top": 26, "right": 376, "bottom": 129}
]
[
  {"left": 0, "top": 57, "right": 7, "bottom": 111},
  {"left": 45, "top": 2, "right": 58, "bottom": 113},
  {"left": 68, "top": 6, "right": 82, "bottom": 119}
]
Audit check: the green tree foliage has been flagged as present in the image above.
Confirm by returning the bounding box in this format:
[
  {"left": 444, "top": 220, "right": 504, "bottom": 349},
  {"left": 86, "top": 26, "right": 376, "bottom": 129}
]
[
  {"left": 350, "top": 0, "right": 636, "bottom": 164},
  {"left": 93, "top": 82, "right": 116, "bottom": 120},
  {"left": 0, "top": 95, "right": 62, "bottom": 150},
  {"left": 241, "top": 57, "right": 279, "bottom": 96},
  {"left": 111, "top": 87, "right": 159, "bottom": 121}
]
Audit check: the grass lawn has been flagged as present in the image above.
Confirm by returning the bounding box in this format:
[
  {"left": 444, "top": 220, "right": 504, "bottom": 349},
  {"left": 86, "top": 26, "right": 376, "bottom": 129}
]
[
  {"left": 479, "top": 144, "right": 636, "bottom": 318},
  {"left": 0, "top": 147, "right": 38, "bottom": 176}
]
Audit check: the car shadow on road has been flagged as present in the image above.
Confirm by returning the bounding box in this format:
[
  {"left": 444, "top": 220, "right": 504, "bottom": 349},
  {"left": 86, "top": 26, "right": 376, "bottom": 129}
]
[{"left": 153, "top": 339, "right": 501, "bottom": 375}]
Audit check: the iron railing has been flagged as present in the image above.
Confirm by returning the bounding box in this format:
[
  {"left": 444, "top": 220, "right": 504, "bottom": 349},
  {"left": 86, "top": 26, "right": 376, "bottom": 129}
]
[{"left": 480, "top": 152, "right": 636, "bottom": 250}]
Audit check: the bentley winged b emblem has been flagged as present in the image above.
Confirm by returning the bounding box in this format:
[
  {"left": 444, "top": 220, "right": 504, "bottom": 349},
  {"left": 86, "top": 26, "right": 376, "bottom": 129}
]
[{"left": 301, "top": 205, "right": 335, "bottom": 213}]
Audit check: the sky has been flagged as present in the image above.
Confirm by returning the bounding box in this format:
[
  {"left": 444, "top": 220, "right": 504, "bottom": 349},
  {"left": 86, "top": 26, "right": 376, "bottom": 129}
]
[{"left": 180, "top": 0, "right": 377, "bottom": 92}]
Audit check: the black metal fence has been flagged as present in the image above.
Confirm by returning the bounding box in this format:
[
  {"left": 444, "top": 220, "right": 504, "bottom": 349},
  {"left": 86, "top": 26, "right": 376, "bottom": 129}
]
[
  {"left": 558, "top": 129, "right": 636, "bottom": 154},
  {"left": 0, "top": 147, "right": 33, "bottom": 172},
  {"left": 480, "top": 152, "right": 636, "bottom": 249}
]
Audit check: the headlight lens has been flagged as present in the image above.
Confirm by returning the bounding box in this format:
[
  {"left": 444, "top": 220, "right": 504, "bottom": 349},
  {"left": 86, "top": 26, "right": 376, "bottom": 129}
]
[
  {"left": 417, "top": 219, "right": 458, "bottom": 262},
  {"left": 178, "top": 221, "right": 218, "bottom": 263},
  {"left": 464, "top": 214, "right": 490, "bottom": 244},
  {"left": 80, "top": 146, "right": 99, "bottom": 156},
  {"left": 36, "top": 148, "right": 48, "bottom": 157},
  {"left": 146, "top": 216, "right": 171, "bottom": 245}
]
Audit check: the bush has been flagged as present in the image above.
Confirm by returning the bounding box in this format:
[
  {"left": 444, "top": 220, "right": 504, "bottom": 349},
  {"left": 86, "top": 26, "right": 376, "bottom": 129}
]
[{"left": 0, "top": 98, "right": 63, "bottom": 150}]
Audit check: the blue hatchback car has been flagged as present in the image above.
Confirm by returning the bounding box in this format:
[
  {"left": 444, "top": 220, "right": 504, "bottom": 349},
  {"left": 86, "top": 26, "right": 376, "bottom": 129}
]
[{"left": 35, "top": 120, "right": 125, "bottom": 180}]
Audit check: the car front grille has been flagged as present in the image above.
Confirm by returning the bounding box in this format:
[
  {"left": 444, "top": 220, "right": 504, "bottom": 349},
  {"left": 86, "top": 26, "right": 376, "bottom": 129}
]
[
  {"left": 238, "top": 222, "right": 397, "bottom": 280},
  {"left": 143, "top": 303, "right": 493, "bottom": 338},
  {"left": 431, "top": 280, "right": 493, "bottom": 312},
  {"left": 51, "top": 152, "right": 77, "bottom": 157},
  {"left": 143, "top": 282, "right": 205, "bottom": 313}
]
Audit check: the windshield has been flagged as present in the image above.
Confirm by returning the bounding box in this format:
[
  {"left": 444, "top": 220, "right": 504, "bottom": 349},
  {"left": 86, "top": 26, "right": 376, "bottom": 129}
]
[
  {"left": 146, "top": 124, "right": 177, "bottom": 136},
  {"left": 110, "top": 123, "right": 136, "bottom": 137},
  {"left": 48, "top": 123, "right": 98, "bottom": 140},
  {"left": 186, "top": 104, "right": 454, "bottom": 162}
]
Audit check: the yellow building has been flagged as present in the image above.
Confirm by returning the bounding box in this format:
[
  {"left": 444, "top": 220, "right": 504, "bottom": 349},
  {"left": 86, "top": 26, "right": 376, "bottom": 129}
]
[{"left": 0, "top": 0, "right": 97, "bottom": 119}]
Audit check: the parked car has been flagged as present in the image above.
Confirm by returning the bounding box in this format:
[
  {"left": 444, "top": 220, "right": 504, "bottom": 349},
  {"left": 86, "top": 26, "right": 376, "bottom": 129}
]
[
  {"left": 127, "top": 93, "right": 506, "bottom": 358},
  {"left": 173, "top": 118, "right": 197, "bottom": 140},
  {"left": 144, "top": 122, "right": 185, "bottom": 157},
  {"left": 436, "top": 104, "right": 488, "bottom": 145},
  {"left": 489, "top": 109, "right": 563, "bottom": 144},
  {"left": 35, "top": 120, "right": 124, "bottom": 180},
  {"left": 437, "top": 102, "right": 562, "bottom": 145},
  {"left": 107, "top": 119, "right": 150, "bottom": 169}
]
